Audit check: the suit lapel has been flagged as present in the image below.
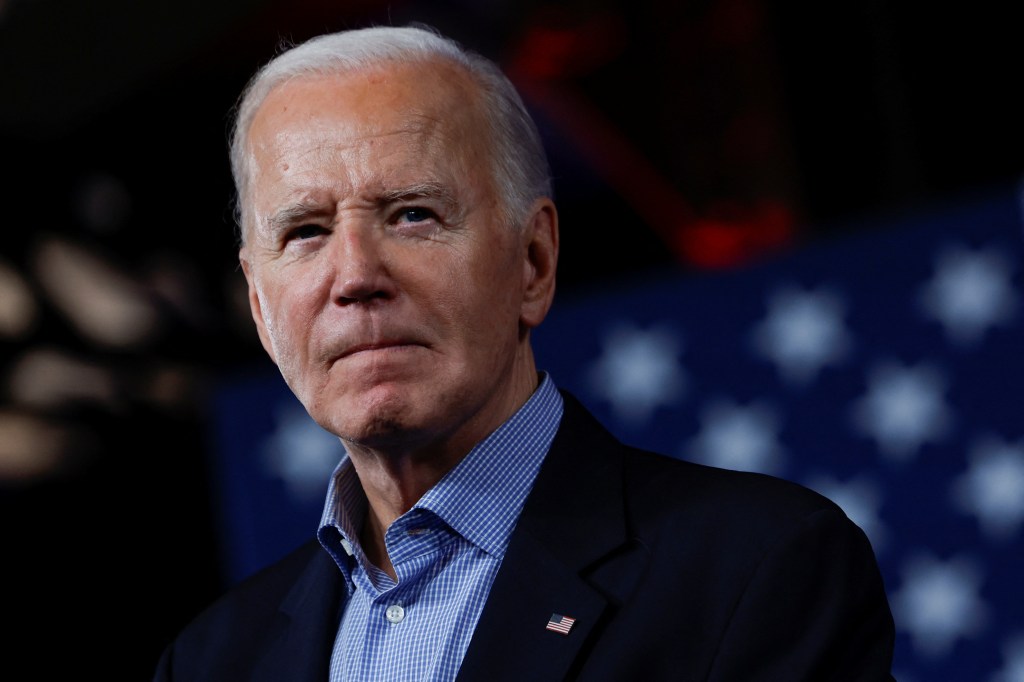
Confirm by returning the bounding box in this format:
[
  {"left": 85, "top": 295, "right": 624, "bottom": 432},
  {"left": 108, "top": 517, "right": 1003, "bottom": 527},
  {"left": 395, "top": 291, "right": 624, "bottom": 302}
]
[
  {"left": 457, "top": 393, "right": 639, "bottom": 681},
  {"left": 252, "top": 544, "right": 346, "bottom": 682}
]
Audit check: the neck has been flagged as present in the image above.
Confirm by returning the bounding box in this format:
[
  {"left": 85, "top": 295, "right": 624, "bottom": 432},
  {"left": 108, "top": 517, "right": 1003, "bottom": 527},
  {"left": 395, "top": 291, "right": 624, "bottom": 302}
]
[
  {"left": 347, "top": 444, "right": 460, "bottom": 528},
  {"left": 344, "top": 358, "right": 541, "bottom": 579}
]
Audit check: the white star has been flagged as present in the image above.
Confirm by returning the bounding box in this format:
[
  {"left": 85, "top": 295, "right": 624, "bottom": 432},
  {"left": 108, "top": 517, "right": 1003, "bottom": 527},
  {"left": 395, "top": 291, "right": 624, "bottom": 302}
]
[
  {"left": 261, "top": 402, "right": 344, "bottom": 502},
  {"left": 919, "top": 244, "right": 1017, "bottom": 346},
  {"left": 891, "top": 553, "right": 989, "bottom": 659},
  {"left": 587, "top": 321, "right": 685, "bottom": 425},
  {"left": 751, "top": 285, "right": 851, "bottom": 386},
  {"left": 686, "top": 399, "right": 784, "bottom": 475},
  {"left": 952, "top": 436, "right": 1024, "bottom": 541},
  {"left": 850, "top": 361, "right": 953, "bottom": 461},
  {"left": 991, "top": 632, "right": 1024, "bottom": 682},
  {"left": 804, "top": 474, "right": 887, "bottom": 553}
]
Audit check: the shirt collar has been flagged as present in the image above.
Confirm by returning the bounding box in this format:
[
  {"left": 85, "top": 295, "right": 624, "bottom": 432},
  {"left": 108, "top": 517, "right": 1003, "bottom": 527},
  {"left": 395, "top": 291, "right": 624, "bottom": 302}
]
[
  {"left": 318, "top": 373, "right": 563, "bottom": 563},
  {"left": 414, "top": 373, "right": 562, "bottom": 557}
]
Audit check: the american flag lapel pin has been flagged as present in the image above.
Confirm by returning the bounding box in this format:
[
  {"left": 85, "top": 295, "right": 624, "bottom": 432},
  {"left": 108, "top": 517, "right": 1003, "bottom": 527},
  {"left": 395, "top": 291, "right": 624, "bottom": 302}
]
[{"left": 545, "top": 613, "right": 576, "bottom": 635}]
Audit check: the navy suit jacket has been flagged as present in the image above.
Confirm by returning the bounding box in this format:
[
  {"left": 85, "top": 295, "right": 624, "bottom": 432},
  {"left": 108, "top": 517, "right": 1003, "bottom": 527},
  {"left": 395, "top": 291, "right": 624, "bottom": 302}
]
[{"left": 155, "top": 392, "right": 895, "bottom": 681}]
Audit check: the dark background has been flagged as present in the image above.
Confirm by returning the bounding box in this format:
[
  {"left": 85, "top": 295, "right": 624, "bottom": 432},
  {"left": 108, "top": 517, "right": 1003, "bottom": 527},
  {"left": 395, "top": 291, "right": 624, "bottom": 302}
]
[{"left": 1, "top": 0, "right": 1020, "bottom": 678}]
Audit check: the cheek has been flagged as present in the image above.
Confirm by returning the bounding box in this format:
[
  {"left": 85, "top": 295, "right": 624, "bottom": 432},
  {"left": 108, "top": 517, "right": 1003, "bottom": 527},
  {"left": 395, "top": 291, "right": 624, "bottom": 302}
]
[
  {"left": 456, "top": 252, "right": 524, "bottom": 344},
  {"left": 261, "top": 298, "right": 328, "bottom": 413},
  {"left": 257, "top": 256, "right": 330, "bottom": 343},
  {"left": 256, "top": 278, "right": 311, "bottom": 371}
]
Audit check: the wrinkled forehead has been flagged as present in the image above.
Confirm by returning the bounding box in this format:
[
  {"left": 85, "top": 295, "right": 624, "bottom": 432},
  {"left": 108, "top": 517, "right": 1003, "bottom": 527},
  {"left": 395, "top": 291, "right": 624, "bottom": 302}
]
[
  {"left": 250, "top": 105, "right": 450, "bottom": 182},
  {"left": 241, "top": 61, "right": 493, "bottom": 225},
  {"left": 253, "top": 61, "right": 487, "bottom": 152}
]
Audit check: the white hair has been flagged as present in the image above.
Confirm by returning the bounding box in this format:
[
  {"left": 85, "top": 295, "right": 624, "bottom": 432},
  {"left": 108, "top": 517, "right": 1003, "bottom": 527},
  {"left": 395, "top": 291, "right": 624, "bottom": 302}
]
[{"left": 229, "top": 24, "right": 552, "bottom": 239}]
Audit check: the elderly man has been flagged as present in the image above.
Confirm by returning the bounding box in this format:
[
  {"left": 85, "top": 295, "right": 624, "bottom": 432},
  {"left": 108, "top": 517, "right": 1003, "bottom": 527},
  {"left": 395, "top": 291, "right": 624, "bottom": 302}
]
[{"left": 155, "top": 25, "right": 895, "bottom": 681}]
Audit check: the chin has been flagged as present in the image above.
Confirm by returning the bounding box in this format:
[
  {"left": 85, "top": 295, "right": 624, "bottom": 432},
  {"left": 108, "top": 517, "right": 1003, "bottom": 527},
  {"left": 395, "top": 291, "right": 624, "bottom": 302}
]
[{"left": 318, "top": 389, "right": 427, "bottom": 445}]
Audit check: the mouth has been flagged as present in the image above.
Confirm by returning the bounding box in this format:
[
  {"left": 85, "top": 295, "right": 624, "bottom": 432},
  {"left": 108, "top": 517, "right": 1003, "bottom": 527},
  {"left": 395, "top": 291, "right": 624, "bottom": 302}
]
[{"left": 337, "top": 340, "right": 425, "bottom": 360}]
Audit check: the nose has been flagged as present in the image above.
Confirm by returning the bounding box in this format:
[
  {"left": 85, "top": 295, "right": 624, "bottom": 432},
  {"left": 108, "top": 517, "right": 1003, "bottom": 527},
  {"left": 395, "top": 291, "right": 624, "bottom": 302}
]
[{"left": 329, "top": 227, "right": 396, "bottom": 305}]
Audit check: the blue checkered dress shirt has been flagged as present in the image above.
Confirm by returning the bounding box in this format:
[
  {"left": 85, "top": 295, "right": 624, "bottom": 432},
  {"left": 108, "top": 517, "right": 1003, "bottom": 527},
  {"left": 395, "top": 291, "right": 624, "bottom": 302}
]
[{"left": 317, "top": 374, "right": 564, "bottom": 681}]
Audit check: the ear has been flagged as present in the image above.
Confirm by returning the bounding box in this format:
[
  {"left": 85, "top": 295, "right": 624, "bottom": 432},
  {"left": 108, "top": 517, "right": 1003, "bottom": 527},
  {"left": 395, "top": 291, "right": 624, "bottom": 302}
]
[
  {"left": 239, "top": 249, "right": 278, "bottom": 365},
  {"left": 519, "top": 198, "right": 559, "bottom": 329}
]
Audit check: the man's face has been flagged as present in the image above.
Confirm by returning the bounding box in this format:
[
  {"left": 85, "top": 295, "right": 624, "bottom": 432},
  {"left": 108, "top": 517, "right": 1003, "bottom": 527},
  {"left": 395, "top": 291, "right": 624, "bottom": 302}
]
[{"left": 240, "top": 61, "right": 556, "bottom": 457}]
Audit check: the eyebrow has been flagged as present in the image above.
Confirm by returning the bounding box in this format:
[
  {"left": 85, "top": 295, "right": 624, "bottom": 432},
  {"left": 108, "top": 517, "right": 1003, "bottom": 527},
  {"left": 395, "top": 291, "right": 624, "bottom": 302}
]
[
  {"left": 378, "top": 182, "right": 458, "bottom": 208},
  {"left": 263, "top": 181, "right": 461, "bottom": 236},
  {"left": 265, "top": 200, "right": 333, "bottom": 236}
]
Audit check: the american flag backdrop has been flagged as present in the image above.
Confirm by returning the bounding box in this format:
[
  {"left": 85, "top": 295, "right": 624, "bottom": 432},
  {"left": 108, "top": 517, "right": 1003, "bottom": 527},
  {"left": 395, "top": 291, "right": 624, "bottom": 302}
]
[{"left": 211, "top": 184, "right": 1024, "bottom": 681}]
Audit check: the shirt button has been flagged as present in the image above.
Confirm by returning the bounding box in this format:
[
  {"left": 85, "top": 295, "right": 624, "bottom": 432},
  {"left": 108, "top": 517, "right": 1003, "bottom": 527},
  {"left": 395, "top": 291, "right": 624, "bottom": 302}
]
[{"left": 385, "top": 604, "right": 405, "bottom": 624}]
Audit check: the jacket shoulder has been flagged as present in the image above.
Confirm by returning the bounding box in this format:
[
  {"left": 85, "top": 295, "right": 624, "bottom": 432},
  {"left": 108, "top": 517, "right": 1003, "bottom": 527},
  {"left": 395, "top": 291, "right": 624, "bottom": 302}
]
[
  {"left": 556, "top": 390, "right": 861, "bottom": 564},
  {"left": 626, "top": 445, "right": 842, "bottom": 527},
  {"left": 154, "top": 539, "right": 333, "bottom": 680}
]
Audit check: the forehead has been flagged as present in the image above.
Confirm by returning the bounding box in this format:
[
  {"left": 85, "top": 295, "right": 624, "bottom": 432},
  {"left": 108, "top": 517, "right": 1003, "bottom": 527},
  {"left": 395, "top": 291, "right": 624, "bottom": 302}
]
[{"left": 248, "top": 60, "right": 487, "bottom": 178}]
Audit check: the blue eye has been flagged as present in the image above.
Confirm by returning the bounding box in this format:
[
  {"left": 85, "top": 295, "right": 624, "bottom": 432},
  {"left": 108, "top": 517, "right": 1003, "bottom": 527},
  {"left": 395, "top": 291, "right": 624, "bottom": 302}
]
[{"left": 398, "top": 208, "right": 435, "bottom": 223}]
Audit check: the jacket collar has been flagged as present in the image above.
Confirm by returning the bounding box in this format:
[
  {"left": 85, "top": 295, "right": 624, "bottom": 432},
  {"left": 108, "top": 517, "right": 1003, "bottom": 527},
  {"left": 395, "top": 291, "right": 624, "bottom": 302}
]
[
  {"left": 456, "top": 391, "right": 642, "bottom": 681},
  {"left": 252, "top": 545, "right": 345, "bottom": 682}
]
